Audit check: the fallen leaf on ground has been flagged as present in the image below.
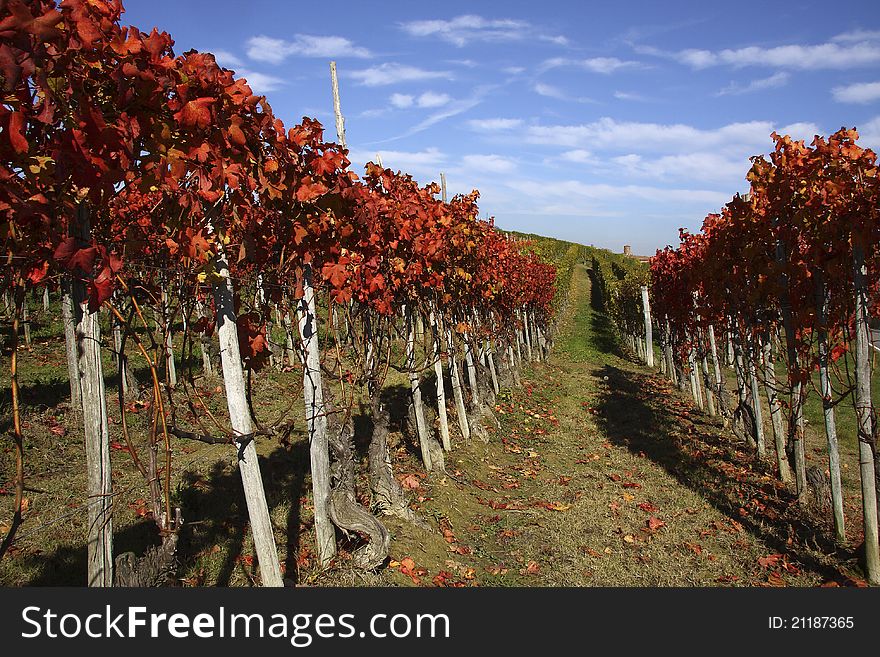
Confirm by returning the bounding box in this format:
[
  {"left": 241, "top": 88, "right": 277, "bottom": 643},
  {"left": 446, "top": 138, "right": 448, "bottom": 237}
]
[{"left": 647, "top": 516, "right": 666, "bottom": 531}]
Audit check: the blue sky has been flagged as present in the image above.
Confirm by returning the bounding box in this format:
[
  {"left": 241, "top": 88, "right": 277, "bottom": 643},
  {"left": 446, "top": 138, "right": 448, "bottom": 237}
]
[{"left": 122, "top": 0, "right": 880, "bottom": 255}]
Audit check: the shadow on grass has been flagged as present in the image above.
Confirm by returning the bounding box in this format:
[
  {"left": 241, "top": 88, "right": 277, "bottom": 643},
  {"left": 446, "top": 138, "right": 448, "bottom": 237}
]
[
  {"left": 592, "top": 362, "right": 853, "bottom": 582},
  {"left": 9, "top": 440, "right": 312, "bottom": 586}
]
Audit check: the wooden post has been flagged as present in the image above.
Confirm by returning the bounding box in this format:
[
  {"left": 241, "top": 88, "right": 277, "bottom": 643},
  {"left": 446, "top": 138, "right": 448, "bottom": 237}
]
[
  {"left": 487, "top": 341, "right": 500, "bottom": 395},
  {"left": 440, "top": 172, "right": 448, "bottom": 203},
  {"left": 687, "top": 346, "right": 703, "bottom": 410},
  {"left": 641, "top": 285, "right": 653, "bottom": 367},
  {"left": 162, "top": 288, "right": 177, "bottom": 387},
  {"left": 700, "top": 349, "right": 716, "bottom": 417},
  {"left": 707, "top": 325, "right": 722, "bottom": 407},
  {"left": 464, "top": 327, "right": 480, "bottom": 409},
  {"left": 446, "top": 325, "right": 470, "bottom": 442},
  {"left": 777, "top": 233, "right": 808, "bottom": 498},
  {"left": 72, "top": 206, "right": 113, "bottom": 587},
  {"left": 746, "top": 335, "right": 765, "bottom": 459},
  {"left": 329, "top": 61, "right": 346, "bottom": 149},
  {"left": 62, "top": 276, "right": 82, "bottom": 407},
  {"left": 762, "top": 335, "right": 792, "bottom": 482},
  {"left": 521, "top": 309, "right": 533, "bottom": 361},
  {"left": 664, "top": 317, "right": 676, "bottom": 384},
  {"left": 213, "top": 245, "right": 283, "bottom": 586},
  {"left": 815, "top": 272, "right": 845, "bottom": 542},
  {"left": 852, "top": 240, "right": 879, "bottom": 584},
  {"left": 195, "top": 298, "right": 214, "bottom": 376},
  {"left": 283, "top": 308, "right": 297, "bottom": 368},
  {"left": 42, "top": 286, "right": 49, "bottom": 312},
  {"left": 22, "top": 302, "right": 30, "bottom": 347},
  {"left": 296, "top": 264, "right": 337, "bottom": 566},
  {"left": 406, "top": 311, "right": 433, "bottom": 471},
  {"left": 430, "top": 310, "right": 451, "bottom": 451}
]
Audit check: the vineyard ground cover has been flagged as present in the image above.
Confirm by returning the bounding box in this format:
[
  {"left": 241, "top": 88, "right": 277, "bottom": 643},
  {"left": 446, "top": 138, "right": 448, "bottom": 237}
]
[{"left": 0, "top": 264, "right": 869, "bottom": 586}]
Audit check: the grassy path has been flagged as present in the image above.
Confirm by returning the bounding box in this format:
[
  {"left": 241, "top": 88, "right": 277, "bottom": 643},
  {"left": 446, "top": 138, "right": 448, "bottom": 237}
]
[{"left": 377, "top": 264, "right": 863, "bottom": 587}]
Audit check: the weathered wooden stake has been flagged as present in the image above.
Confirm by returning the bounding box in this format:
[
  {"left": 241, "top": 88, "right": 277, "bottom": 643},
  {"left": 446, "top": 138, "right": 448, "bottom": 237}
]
[
  {"left": 852, "top": 240, "right": 879, "bottom": 584},
  {"left": 641, "top": 285, "right": 653, "bottom": 366},
  {"left": 430, "top": 311, "right": 451, "bottom": 451},
  {"left": 446, "top": 326, "right": 470, "bottom": 441},
  {"left": 407, "top": 312, "right": 433, "bottom": 471},
  {"left": 815, "top": 273, "right": 845, "bottom": 542},
  {"left": 295, "top": 264, "right": 337, "bottom": 567},
  {"left": 761, "top": 336, "right": 791, "bottom": 482},
  {"left": 72, "top": 206, "right": 113, "bottom": 587},
  {"left": 213, "top": 246, "right": 283, "bottom": 586},
  {"left": 329, "top": 61, "right": 346, "bottom": 149}
]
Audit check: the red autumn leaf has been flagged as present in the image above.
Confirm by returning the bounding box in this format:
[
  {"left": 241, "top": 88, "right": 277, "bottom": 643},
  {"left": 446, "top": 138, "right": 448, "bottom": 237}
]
[
  {"left": 399, "top": 474, "right": 421, "bottom": 490},
  {"left": 8, "top": 111, "right": 28, "bottom": 154},
  {"left": 757, "top": 553, "right": 783, "bottom": 569},
  {"left": 87, "top": 275, "right": 114, "bottom": 312},
  {"left": 176, "top": 97, "right": 215, "bottom": 129},
  {"left": 523, "top": 561, "right": 540, "bottom": 575},
  {"left": 296, "top": 177, "right": 329, "bottom": 202},
  {"left": 638, "top": 502, "right": 658, "bottom": 513},
  {"left": 236, "top": 312, "right": 269, "bottom": 370},
  {"left": 622, "top": 482, "right": 642, "bottom": 489},
  {"left": 646, "top": 516, "right": 666, "bottom": 531}
]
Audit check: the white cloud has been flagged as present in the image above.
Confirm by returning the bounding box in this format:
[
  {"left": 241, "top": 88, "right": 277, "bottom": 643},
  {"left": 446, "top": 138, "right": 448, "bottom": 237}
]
[
  {"left": 832, "top": 81, "right": 880, "bottom": 103},
  {"left": 647, "top": 38, "right": 880, "bottom": 70},
  {"left": 246, "top": 34, "right": 371, "bottom": 64},
  {"left": 832, "top": 30, "right": 880, "bottom": 43},
  {"left": 406, "top": 93, "right": 483, "bottom": 134},
  {"left": 447, "top": 59, "right": 478, "bottom": 68},
  {"left": 533, "top": 82, "right": 595, "bottom": 103},
  {"left": 387, "top": 91, "right": 452, "bottom": 111},
  {"left": 613, "top": 91, "right": 649, "bottom": 101},
  {"left": 466, "top": 117, "right": 524, "bottom": 131},
  {"left": 417, "top": 91, "right": 452, "bottom": 108},
  {"left": 206, "top": 49, "right": 284, "bottom": 92},
  {"left": 348, "top": 147, "right": 447, "bottom": 175},
  {"left": 559, "top": 149, "right": 593, "bottom": 163},
  {"left": 211, "top": 49, "right": 245, "bottom": 69},
  {"left": 237, "top": 71, "right": 286, "bottom": 93},
  {"left": 716, "top": 72, "right": 790, "bottom": 96},
  {"left": 610, "top": 152, "right": 748, "bottom": 182},
  {"left": 858, "top": 116, "right": 880, "bottom": 150},
  {"left": 390, "top": 93, "right": 414, "bottom": 108},
  {"left": 524, "top": 117, "right": 778, "bottom": 153},
  {"left": 399, "top": 15, "right": 566, "bottom": 48},
  {"left": 502, "top": 66, "right": 526, "bottom": 75},
  {"left": 541, "top": 56, "right": 641, "bottom": 74},
  {"left": 534, "top": 82, "right": 566, "bottom": 99},
  {"left": 510, "top": 178, "right": 729, "bottom": 205},
  {"left": 461, "top": 154, "right": 517, "bottom": 173},
  {"left": 349, "top": 63, "right": 453, "bottom": 86},
  {"left": 778, "top": 122, "right": 821, "bottom": 142}
]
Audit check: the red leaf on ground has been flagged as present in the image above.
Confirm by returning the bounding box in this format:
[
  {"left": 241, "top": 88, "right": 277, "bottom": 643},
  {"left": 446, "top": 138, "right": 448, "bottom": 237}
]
[
  {"left": 399, "top": 474, "right": 421, "bottom": 490},
  {"left": 757, "top": 553, "right": 783, "bottom": 569},
  {"left": 646, "top": 516, "right": 666, "bottom": 531}
]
